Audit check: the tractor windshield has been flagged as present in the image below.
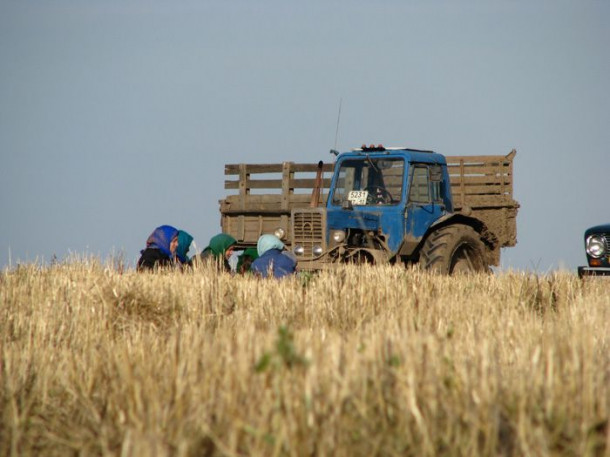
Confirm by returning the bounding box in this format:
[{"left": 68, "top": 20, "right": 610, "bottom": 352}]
[{"left": 331, "top": 157, "right": 404, "bottom": 206}]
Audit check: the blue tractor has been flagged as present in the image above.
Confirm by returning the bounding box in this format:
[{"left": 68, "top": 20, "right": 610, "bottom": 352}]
[{"left": 220, "top": 146, "right": 518, "bottom": 274}]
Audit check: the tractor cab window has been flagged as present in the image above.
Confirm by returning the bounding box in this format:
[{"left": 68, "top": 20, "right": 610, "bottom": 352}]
[
  {"left": 408, "top": 166, "right": 429, "bottom": 203},
  {"left": 332, "top": 157, "right": 404, "bottom": 206},
  {"left": 408, "top": 164, "right": 444, "bottom": 204},
  {"left": 429, "top": 164, "right": 443, "bottom": 202}
]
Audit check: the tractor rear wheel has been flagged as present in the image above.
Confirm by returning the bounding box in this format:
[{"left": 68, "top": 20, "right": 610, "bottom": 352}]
[{"left": 419, "top": 225, "right": 489, "bottom": 274}]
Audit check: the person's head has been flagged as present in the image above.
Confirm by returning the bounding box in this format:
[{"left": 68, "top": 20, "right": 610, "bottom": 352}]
[
  {"left": 257, "top": 234, "right": 284, "bottom": 257},
  {"left": 176, "top": 230, "right": 194, "bottom": 263},
  {"left": 237, "top": 247, "right": 259, "bottom": 274},
  {"left": 225, "top": 245, "right": 235, "bottom": 260},
  {"left": 146, "top": 225, "right": 179, "bottom": 258},
  {"left": 170, "top": 236, "right": 179, "bottom": 255},
  {"left": 208, "top": 233, "right": 237, "bottom": 260}
]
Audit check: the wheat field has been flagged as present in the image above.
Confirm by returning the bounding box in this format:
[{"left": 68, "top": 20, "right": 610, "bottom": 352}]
[{"left": 0, "top": 259, "right": 608, "bottom": 457}]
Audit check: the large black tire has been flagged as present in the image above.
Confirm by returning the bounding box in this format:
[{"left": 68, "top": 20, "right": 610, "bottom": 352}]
[{"left": 419, "top": 225, "right": 489, "bottom": 274}]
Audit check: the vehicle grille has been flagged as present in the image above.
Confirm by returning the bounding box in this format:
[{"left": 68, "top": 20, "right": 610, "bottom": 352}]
[{"left": 292, "top": 208, "right": 326, "bottom": 258}]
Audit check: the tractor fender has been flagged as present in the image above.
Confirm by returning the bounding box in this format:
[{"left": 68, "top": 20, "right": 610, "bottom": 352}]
[
  {"left": 428, "top": 212, "right": 498, "bottom": 247},
  {"left": 397, "top": 212, "right": 498, "bottom": 259}
]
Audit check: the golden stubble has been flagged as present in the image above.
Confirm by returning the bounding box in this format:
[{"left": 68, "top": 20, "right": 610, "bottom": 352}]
[{"left": 1, "top": 260, "right": 608, "bottom": 457}]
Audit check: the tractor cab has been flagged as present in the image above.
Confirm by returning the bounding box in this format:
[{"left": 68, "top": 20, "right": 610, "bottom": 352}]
[{"left": 325, "top": 145, "right": 452, "bottom": 255}]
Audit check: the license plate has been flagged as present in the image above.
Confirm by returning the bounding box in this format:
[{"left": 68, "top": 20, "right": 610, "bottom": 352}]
[{"left": 348, "top": 190, "right": 368, "bottom": 205}]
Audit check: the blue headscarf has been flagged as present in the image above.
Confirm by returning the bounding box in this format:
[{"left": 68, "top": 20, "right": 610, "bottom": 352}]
[
  {"left": 176, "top": 230, "right": 194, "bottom": 263},
  {"left": 144, "top": 225, "right": 178, "bottom": 258},
  {"left": 257, "top": 234, "right": 284, "bottom": 256}
]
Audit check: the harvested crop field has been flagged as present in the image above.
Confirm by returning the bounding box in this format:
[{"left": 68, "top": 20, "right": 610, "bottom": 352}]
[{"left": 1, "top": 261, "right": 609, "bottom": 456}]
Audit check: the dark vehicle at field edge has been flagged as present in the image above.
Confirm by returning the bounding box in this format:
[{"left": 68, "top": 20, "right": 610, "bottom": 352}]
[{"left": 578, "top": 224, "right": 610, "bottom": 278}]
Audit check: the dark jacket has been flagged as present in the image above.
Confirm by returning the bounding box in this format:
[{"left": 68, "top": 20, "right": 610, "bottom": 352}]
[
  {"left": 137, "top": 248, "right": 174, "bottom": 270},
  {"left": 251, "top": 249, "right": 297, "bottom": 279}
]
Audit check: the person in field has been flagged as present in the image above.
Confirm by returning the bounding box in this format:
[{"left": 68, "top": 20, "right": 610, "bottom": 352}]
[
  {"left": 251, "top": 234, "right": 297, "bottom": 279},
  {"left": 226, "top": 246, "right": 259, "bottom": 274},
  {"left": 137, "top": 225, "right": 179, "bottom": 270},
  {"left": 197, "top": 233, "right": 237, "bottom": 272},
  {"left": 176, "top": 230, "right": 194, "bottom": 265},
  {"left": 236, "top": 247, "right": 259, "bottom": 274}
]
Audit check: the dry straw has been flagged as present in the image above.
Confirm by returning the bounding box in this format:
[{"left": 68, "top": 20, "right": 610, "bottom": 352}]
[{"left": 1, "top": 260, "right": 608, "bottom": 456}]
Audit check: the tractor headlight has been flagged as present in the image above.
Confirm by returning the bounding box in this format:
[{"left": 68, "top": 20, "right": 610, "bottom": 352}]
[
  {"left": 331, "top": 230, "right": 346, "bottom": 243},
  {"left": 294, "top": 245, "right": 305, "bottom": 256},
  {"left": 586, "top": 235, "right": 606, "bottom": 258},
  {"left": 274, "top": 227, "right": 286, "bottom": 240},
  {"left": 313, "top": 245, "right": 323, "bottom": 256}
]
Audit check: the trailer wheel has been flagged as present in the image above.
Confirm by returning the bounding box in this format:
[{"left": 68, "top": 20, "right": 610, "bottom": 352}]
[{"left": 419, "top": 225, "right": 489, "bottom": 274}]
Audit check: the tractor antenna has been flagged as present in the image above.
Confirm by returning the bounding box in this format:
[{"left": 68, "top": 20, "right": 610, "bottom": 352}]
[{"left": 330, "top": 97, "right": 342, "bottom": 157}]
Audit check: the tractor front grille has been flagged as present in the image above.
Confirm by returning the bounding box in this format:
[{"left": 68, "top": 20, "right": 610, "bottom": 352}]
[{"left": 291, "top": 208, "right": 326, "bottom": 258}]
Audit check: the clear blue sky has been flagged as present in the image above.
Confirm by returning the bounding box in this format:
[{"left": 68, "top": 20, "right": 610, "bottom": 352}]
[{"left": 1, "top": 0, "right": 609, "bottom": 272}]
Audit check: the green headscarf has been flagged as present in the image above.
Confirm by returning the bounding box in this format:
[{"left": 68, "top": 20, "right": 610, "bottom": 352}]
[
  {"left": 205, "top": 233, "right": 237, "bottom": 259},
  {"left": 236, "top": 247, "right": 259, "bottom": 273},
  {"left": 176, "top": 230, "right": 194, "bottom": 263}
]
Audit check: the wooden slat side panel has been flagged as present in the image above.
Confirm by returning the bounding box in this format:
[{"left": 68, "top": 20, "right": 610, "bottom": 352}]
[
  {"left": 238, "top": 164, "right": 248, "bottom": 211},
  {"left": 290, "top": 178, "right": 333, "bottom": 189},
  {"left": 381, "top": 168, "right": 404, "bottom": 177},
  {"left": 223, "top": 161, "right": 332, "bottom": 212},
  {"left": 451, "top": 185, "right": 511, "bottom": 195},
  {"left": 450, "top": 176, "right": 512, "bottom": 185},
  {"left": 221, "top": 195, "right": 328, "bottom": 214},
  {"left": 224, "top": 194, "right": 325, "bottom": 204},
  {"left": 381, "top": 176, "right": 404, "bottom": 186},
  {"left": 225, "top": 179, "right": 283, "bottom": 190},
  {"left": 447, "top": 152, "right": 515, "bottom": 202},
  {"left": 225, "top": 178, "right": 334, "bottom": 190},
  {"left": 222, "top": 215, "right": 287, "bottom": 243},
  {"left": 225, "top": 164, "right": 283, "bottom": 174},
  {"left": 281, "top": 162, "right": 292, "bottom": 211},
  {"left": 451, "top": 181, "right": 513, "bottom": 197},
  {"left": 225, "top": 163, "right": 334, "bottom": 175},
  {"left": 447, "top": 164, "right": 511, "bottom": 175},
  {"left": 446, "top": 154, "right": 515, "bottom": 164}
]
